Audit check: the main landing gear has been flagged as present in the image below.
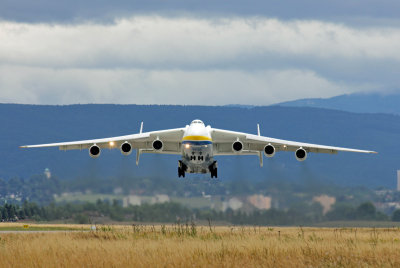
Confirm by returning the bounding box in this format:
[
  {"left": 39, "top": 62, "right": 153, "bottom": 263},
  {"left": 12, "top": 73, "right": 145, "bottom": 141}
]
[
  {"left": 178, "top": 160, "right": 187, "bottom": 178},
  {"left": 209, "top": 161, "right": 218, "bottom": 179},
  {"left": 178, "top": 161, "right": 217, "bottom": 178}
]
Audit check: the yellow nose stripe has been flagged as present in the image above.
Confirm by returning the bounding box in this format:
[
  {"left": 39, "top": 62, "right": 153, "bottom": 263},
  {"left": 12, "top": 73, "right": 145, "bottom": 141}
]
[{"left": 182, "top": 135, "right": 212, "bottom": 141}]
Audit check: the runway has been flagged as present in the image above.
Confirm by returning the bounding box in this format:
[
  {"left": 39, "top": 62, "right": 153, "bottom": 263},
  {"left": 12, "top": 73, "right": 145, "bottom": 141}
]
[{"left": 0, "top": 230, "right": 87, "bottom": 234}]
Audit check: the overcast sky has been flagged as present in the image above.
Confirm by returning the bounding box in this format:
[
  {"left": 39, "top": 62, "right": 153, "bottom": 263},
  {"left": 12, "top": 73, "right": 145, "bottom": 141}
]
[{"left": 0, "top": 1, "right": 399, "bottom": 105}]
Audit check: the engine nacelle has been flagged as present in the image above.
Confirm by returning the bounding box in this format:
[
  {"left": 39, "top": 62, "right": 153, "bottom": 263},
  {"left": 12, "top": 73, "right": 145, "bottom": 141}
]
[
  {"left": 152, "top": 140, "right": 163, "bottom": 151},
  {"left": 232, "top": 141, "right": 243, "bottom": 153},
  {"left": 264, "top": 144, "right": 275, "bottom": 158},
  {"left": 295, "top": 147, "right": 307, "bottom": 161},
  {"left": 89, "top": 144, "right": 101, "bottom": 158},
  {"left": 120, "top": 142, "right": 132, "bottom": 156}
]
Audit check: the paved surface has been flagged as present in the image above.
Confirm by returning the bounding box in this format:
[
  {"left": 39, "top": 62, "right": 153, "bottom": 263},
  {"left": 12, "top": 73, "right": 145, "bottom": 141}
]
[{"left": 0, "top": 230, "right": 88, "bottom": 233}]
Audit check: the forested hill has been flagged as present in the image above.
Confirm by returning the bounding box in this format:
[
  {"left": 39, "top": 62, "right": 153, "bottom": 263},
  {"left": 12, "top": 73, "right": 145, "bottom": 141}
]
[
  {"left": 276, "top": 92, "right": 400, "bottom": 115},
  {"left": 0, "top": 104, "right": 398, "bottom": 188}
]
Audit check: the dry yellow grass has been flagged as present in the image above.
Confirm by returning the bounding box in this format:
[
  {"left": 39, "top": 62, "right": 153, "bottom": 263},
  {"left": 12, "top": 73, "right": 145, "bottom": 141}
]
[{"left": 0, "top": 223, "right": 400, "bottom": 267}]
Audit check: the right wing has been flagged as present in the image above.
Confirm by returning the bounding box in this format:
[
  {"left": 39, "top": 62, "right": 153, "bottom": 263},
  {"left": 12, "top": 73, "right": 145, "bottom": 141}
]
[
  {"left": 211, "top": 128, "right": 377, "bottom": 155},
  {"left": 20, "top": 127, "right": 186, "bottom": 155}
]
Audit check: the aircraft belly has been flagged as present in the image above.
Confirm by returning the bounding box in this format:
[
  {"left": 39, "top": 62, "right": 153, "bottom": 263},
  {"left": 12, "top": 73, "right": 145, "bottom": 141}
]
[{"left": 182, "top": 143, "right": 214, "bottom": 174}]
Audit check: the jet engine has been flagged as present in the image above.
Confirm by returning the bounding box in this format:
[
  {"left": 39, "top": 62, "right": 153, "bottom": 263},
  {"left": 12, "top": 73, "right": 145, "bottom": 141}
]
[
  {"left": 232, "top": 141, "right": 243, "bottom": 153},
  {"left": 89, "top": 144, "right": 101, "bottom": 158},
  {"left": 120, "top": 142, "right": 132, "bottom": 156},
  {"left": 152, "top": 140, "right": 163, "bottom": 151},
  {"left": 264, "top": 144, "right": 275, "bottom": 157},
  {"left": 295, "top": 147, "right": 307, "bottom": 161}
]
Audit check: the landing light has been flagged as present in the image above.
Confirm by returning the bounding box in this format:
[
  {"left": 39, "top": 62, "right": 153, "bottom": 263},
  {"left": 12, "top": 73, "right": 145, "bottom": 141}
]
[
  {"left": 185, "top": 144, "right": 190, "bottom": 149},
  {"left": 109, "top": 141, "right": 115, "bottom": 147}
]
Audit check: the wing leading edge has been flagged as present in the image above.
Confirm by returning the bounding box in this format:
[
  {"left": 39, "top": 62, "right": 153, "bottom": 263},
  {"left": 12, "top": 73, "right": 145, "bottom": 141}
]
[{"left": 211, "top": 128, "right": 377, "bottom": 155}]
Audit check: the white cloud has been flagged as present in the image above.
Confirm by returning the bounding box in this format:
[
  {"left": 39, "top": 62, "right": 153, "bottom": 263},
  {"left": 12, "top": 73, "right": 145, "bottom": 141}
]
[{"left": 0, "top": 16, "right": 398, "bottom": 104}]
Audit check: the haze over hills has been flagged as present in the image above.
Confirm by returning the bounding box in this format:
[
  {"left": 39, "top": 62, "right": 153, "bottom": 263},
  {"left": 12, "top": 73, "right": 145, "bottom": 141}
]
[
  {"left": 276, "top": 92, "right": 400, "bottom": 115},
  {"left": 0, "top": 103, "right": 398, "bottom": 188}
]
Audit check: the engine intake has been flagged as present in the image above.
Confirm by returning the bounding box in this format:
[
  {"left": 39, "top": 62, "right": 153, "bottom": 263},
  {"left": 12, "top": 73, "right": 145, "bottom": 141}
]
[
  {"left": 295, "top": 147, "right": 307, "bottom": 161},
  {"left": 232, "top": 141, "right": 243, "bottom": 152},
  {"left": 89, "top": 144, "right": 101, "bottom": 158},
  {"left": 264, "top": 144, "right": 275, "bottom": 157},
  {"left": 152, "top": 140, "right": 163, "bottom": 151},
  {"left": 120, "top": 142, "right": 132, "bottom": 156}
]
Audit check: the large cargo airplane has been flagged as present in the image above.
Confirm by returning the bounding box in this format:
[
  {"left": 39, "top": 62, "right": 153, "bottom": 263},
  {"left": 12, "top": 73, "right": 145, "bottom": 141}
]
[{"left": 21, "top": 119, "right": 376, "bottom": 178}]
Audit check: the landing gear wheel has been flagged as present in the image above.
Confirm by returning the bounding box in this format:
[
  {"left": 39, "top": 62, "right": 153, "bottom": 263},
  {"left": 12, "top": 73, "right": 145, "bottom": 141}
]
[
  {"left": 209, "top": 161, "right": 218, "bottom": 179},
  {"left": 178, "top": 160, "right": 186, "bottom": 178},
  {"left": 178, "top": 167, "right": 185, "bottom": 178},
  {"left": 211, "top": 168, "right": 218, "bottom": 178}
]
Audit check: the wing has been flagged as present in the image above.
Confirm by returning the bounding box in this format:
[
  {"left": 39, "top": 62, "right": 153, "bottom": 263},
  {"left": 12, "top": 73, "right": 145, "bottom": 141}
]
[
  {"left": 211, "top": 128, "right": 377, "bottom": 155},
  {"left": 20, "top": 127, "right": 186, "bottom": 155}
]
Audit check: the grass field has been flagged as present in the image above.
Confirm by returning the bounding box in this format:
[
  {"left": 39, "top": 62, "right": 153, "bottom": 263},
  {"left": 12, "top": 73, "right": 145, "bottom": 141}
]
[{"left": 0, "top": 223, "right": 400, "bottom": 267}]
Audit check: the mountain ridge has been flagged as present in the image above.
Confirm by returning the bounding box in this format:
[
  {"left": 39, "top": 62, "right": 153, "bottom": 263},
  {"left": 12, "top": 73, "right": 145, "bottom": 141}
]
[{"left": 275, "top": 92, "right": 400, "bottom": 115}]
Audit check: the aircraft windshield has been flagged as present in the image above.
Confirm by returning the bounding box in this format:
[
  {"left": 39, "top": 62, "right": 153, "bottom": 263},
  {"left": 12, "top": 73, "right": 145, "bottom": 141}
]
[{"left": 191, "top": 120, "right": 204, "bottom": 124}]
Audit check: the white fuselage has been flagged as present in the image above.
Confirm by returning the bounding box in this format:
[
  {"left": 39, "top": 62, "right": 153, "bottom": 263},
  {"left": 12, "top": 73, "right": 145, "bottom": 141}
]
[{"left": 181, "top": 120, "right": 214, "bottom": 173}]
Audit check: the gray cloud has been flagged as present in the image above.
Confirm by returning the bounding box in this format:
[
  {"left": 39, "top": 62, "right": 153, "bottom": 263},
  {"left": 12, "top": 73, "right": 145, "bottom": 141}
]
[
  {"left": 2, "top": 0, "right": 400, "bottom": 26},
  {"left": 0, "top": 16, "right": 398, "bottom": 105}
]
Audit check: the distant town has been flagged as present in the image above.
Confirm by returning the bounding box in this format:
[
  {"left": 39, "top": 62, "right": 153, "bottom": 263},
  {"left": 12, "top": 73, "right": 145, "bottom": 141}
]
[{"left": 0, "top": 168, "right": 400, "bottom": 224}]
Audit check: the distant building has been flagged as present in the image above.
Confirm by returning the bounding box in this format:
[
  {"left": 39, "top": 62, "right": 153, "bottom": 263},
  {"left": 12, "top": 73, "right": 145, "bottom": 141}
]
[
  {"left": 375, "top": 202, "right": 400, "bottom": 214},
  {"left": 151, "top": 194, "right": 170, "bottom": 204},
  {"left": 113, "top": 187, "right": 123, "bottom": 195},
  {"left": 222, "top": 198, "right": 243, "bottom": 211},
  {"left": 312, "top": 195, "right": 336, "bottom": 214},
  {"left": 202, "top": 192, "right": 211, "bottom": 199},
  {"left": 247, "top": 195, "right": 271, "bottom": 210},
  {"left": 122, "top": 195, "right": 141, "bottom": 207},
  {"left": 44, "top": 168, "right": 51, "bottom": 179},
  {"left": 397, "top": 170, "right": 400, "bottom": 191}
]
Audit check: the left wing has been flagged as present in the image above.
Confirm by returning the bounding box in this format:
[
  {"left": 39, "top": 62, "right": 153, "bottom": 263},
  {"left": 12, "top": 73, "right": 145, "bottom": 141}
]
[
  {"left": 21, "top": 127, "right": 185, "bottom": 155},
  {"left": 211, "top": 128, "right": 377, "bottom": 155}
]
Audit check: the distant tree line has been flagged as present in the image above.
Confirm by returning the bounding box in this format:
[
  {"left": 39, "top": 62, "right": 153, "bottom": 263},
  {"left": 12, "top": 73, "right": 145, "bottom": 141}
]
[
  {"left": 1, "top": 200, "right": 399, "bottom": 225},
  {"left": 325, "top": 202, "right": 388, "bottom": 221}
]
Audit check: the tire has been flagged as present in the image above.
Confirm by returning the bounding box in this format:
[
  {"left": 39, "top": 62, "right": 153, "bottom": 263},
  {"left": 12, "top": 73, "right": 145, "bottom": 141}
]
[
  {"left": 179, "top": 167, "right": 186, "bottom": 178},
  {"left": 178, "top": 167, "right": 182, "bottom": 177},
  {"left": 210, "top": 168, "right": 217, "bottom": 178}
]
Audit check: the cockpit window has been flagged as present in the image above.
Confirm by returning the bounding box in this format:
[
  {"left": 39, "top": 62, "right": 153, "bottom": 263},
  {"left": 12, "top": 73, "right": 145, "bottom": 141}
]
[{"left": 191, "top": 120, "right": 204, "bottom": 124}]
